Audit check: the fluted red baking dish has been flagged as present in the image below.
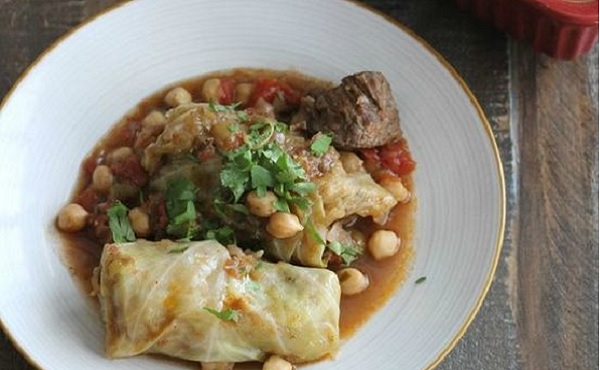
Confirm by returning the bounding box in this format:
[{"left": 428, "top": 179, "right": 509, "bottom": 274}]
[{"left": 455, "top": 0, "right": 599, "bottom": 59}]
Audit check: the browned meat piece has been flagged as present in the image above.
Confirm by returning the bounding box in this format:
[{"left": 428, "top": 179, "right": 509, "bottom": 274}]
[{"left": 293, "top": 71, "right": 402, "bottom": 150}]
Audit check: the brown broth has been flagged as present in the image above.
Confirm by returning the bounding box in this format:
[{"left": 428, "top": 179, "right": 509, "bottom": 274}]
[
  {"left": 58, "top": 68, "right": 416, "bottom": 366},
  {"left": 339, "top": 178, "right": 415, "bottom": 338}
]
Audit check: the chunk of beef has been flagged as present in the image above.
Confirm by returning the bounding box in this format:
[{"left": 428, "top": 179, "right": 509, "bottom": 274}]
[{"left": 294, "top": 71, "right": 402, "bottom": 150}]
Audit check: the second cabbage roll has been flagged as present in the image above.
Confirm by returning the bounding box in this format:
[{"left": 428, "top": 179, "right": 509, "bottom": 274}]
[{"left": 98, "top": 239, "right": 340, "bottom": 363}]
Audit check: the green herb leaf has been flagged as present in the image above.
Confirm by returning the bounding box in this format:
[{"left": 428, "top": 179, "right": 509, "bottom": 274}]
[
  {"left": 173, "top": 200, "right": 196, "bottom": 225},
  {"left": 220, "top": 165, "right": 249, "bottom": 202},
  {"left": 250, "top": 164, "right": 274, "bottom": 191},
  {"left": 288, "top": 196, "right": 311, "bottom": 212},
  {"left": 217, "top": 121, "right": 314, "bottom": 225},
  {"left": 225, "top": 203, "right": 249, "bottom": 215},
  {"left": 168, "top": 245, "right": 190, "bottom": 254},
  {"left": 305, "top": 220, "right": 326, "bottom": 245},
  {"left": 245, "top": 121, "right": 275, "bottom": 149},
  {"left": 205, "top": 225, "right": 236, "bottom": 245},
  {"left": 415, "top": 276, "right": 427, "bottom": 284},
  {"left": 327, "top": 240, "right": 361, "bottom": 265},
  {"left": 203, "top": 307, "right": 239, "bottom": 322},
  {"left": 208, "top": 101, "right": 242, "bottom": 112},
  {"left": 273, "top": 197, "right": 290, "bottom": 213},
  {"left": 339, "top": 244, "right": 361, "bottom": 265},
  {"left": 328, "top": 241, "right": 343, "bottom": 255},
  {"left": 236, "top": 111, "right": 249, "bottom": 122},
  {"left": 290, "top": 182, "right": 316, "bottom": 196},
  {"left": 228, "top": 121, "right": 241, "bottom": 133},
  {"left": 165, "top": 178, "right": 199, "bottom": 239},
  {"left": 107, "top": 201, "right": 136, "bottom": 243},
  {"left": 310, "top": 133, "right": 332, "bottom": 155}
]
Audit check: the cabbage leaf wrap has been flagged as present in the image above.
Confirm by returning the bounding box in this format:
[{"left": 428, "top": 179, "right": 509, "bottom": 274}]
[
  {"left": 316, "top": 162, "right": 397, "bottom": 225},
  {"left": 98, "top": 239, "right": 340, "bottom": 363}
]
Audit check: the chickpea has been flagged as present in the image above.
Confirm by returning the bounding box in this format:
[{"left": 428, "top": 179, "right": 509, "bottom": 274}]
[
  {"left": 141, "top": 110, "right": 166, "bottom": 128},
  {"left": 246, "top": 191, "right": 277, "bottom": 217},
  {"left": 201, "top": 78, "right": 222, "bottom": 103},
  {"left": 128, "top": 207, "right": 150, "bottom": 237},
  {"left": 92, "top": 165, "right": 113, "bottom": 193},
  {"left": 164, "top": 86, "right": 192, "bottom": 107},
  {"left": 57, "top": 203, "right": 88, "bottom": 232},
  {"left": 368, "top": 229, "right": 401, "bottom": 260},
  {"left": 234, "top": 83, "right": 254, "bottom": 105},
  {"left": 337, "top": 268, "right": 369, "bottom": 296},
  {"left": 339, "top": 152, "right": 364, "bottom": 173},
  {"left": 266, "top": 212, "right": 304, "bottom": 239},
  {"left": 106, "top": 147, "right": 134, "bottom": 164},
  {"left": 379, "top": 176, "right": 410, "bottom": 203},
  {"left": 263, "top": 355, "right": 293, "bottom": 370}
]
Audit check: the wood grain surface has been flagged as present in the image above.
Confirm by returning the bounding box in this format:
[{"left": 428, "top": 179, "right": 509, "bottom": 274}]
[{"left": 0, "top": 1, "right": 597, "bottom": 369}]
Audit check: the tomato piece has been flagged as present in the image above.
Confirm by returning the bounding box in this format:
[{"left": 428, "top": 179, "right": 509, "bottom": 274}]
[
  {"left": 109, "top": 155, "right": 149, "bottom": 187},
  {"left": 82, "top": 155, "right": 98, "bottom": 178},
  {"left": 112, "top": 119, "right": 140, "bottom": 147},
  {"left": 250, "top": 78, "right": 279, "bottom": 106},
  {"left": 219, "top": 78, "right": 235, "bottom": 105},
  {"left": 75, "top": 186, "right": 100, "bottom": 213},
  {"left": 249, "top": 78, "right": 300, "bottom": 107},
  {"left": 378, "top": 141, "right": 416, "bottom": 177},
  {"left": 359, "top": 148, "right": 380, "bottom": 162}
]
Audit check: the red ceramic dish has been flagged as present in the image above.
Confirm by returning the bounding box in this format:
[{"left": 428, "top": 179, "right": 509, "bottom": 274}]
[{"left": 455, "top": 0, "right": 599, "bottom": 59}]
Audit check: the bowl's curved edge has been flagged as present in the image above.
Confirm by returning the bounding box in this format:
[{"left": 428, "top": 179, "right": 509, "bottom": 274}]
[
  {"left": 345, "top": 1, "right": 507, "bottom": 369},
  {"left": 0, "top": 1, "right": 507, "bottom": 369},
  {"left": 0, "top": 2, "right": 134, "bottom": 369}
]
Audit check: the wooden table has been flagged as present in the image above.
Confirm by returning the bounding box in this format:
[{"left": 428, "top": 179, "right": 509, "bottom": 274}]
[{"left": 1, "top": 1, "right": 597, "bottom": 369}]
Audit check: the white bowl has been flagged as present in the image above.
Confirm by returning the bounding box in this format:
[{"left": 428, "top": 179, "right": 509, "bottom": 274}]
[{"left": 0, "top": 0, "right": 505, "bottom": 369}]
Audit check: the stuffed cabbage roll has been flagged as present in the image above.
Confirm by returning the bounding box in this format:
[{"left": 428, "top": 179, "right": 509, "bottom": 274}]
[{"left": 98, "top": 239, "right": 340, "bottom": 363}]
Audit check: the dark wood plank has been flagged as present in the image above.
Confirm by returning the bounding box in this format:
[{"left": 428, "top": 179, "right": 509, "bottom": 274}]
[{"left": 511, "top": 42, "right": 599, "bottom": 370}]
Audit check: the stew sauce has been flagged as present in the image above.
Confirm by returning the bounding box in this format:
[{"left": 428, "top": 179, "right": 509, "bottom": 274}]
[{"left": 58, "top": 68, "right": 415, "bottom": 350}]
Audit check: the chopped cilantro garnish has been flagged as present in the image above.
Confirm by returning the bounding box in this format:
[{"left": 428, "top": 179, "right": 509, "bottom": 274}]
[
  {"left": 204, "top": 225, "right": 236, "bottom": 245},
  {"left": 245, "top": 121, "right": 275, "bottom": 149},
  {"left": 290, "top": 182, "right": 316, "bottom": 196},
  {"left": 339, "top": 243, "right": 361, "bottom": 265},
  {"left": 415, "top": 276, "right": 427, "bottom": 284},
  {"left": 236, "top": 111, "right": 249, "bottom": 122},
  {"left": 228, "top": 121, "right": 241, "bottom": 133},
  {"left": 305, "top": 221, "right": 326, "bottom": 245},
  {"left": 307, "top": 223, "right": 362, "bottom": 266},
  {"left": 328, "top": 241, "right": 361, "bottom": 265},
  {"left": 250, "top": 164, "right": 275, "bottom": 195},
  {"left": 310, "top": 133, "right": 332, "bottom": 156},
  {"left": 165, "top": 177, "right": 199, "bottom": 239},
  {"left": 220, "top": 165, "right": 250, "bottom": 202},
  {"left": 273, "top": 197, "right": 291, "bottom": 213},
  {"left": 218, "top": 121, "right": 316, "bottom": 217},
  {"left": 203, "top": 307, "right": 239, "bottom": 322},
  {"left": 208, "top": 101, "right": 242, "bottom": 112},
  {"left": 173, "top": 200, "right": 196, "bottom": 225},
  {"left": 107, "top": 201, "right": 136, "bottom": 243},
  {"left": 167, "top": 245, "right": 190, "bottom": 254}
]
